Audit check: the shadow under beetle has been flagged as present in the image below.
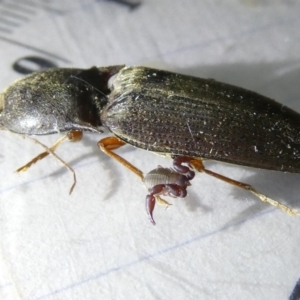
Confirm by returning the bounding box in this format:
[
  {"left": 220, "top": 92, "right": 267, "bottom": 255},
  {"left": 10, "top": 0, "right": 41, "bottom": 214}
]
[{"left": 1, "top": 65, "right": 300, "bottom": 224}]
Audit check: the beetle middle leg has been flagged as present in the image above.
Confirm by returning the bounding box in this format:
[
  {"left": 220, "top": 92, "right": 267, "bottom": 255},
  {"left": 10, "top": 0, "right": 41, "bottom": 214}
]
[
  {"left": 98, "top": 136, "right": 144, "bottom": 180},
  {"left": 98, "top": 137, "right": 195, "bottom": 224},
  {"left": 177, "top": 156, "right": 300, "bottom": 216},
  {"left": 16, "top": 130, "right": 83, "bottom": 194}
]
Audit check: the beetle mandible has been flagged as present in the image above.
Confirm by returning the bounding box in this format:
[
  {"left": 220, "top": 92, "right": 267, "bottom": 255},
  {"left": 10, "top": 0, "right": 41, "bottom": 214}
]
[{"left": 1, "top": 65, "right": 300, "bottom": 224}]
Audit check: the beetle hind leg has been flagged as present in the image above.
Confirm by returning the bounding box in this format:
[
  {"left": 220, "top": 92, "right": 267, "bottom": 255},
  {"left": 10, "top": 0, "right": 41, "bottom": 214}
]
[
  {"left": 186, "top": 157, "right": 300, "bottom": 216},
  {"left": 251, "top": 191, "right": 300, "bottom": 216}
]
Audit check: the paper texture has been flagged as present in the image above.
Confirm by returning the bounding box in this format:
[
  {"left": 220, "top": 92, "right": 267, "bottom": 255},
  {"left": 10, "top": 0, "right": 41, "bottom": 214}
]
[{"left": 1, "top": 1, "right": 300, "bottom": 299}]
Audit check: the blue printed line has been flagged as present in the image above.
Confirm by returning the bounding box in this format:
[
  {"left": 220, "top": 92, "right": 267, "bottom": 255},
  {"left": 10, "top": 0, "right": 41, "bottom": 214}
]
[
  {"left": 31, "top": 208, "right": 273, "bottom": 300},
  {"left": 133, "top": 17, "right": 300, "bottom": 64}
]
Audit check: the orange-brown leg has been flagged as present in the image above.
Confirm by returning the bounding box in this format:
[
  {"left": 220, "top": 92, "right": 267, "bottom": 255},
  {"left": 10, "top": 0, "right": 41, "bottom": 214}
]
[
  {"left": 187, "top": 157, "right": 300, "bottom": 216},
  {"left": 98, "top": 137, "right": 173, "bottom": 223},
  {"left": 16, "top": 130, "right": 83, "bottom": 194},
  {"left": 17, "top": 130, "right": 82, "bottom": 172},
  {"left": 98, "top": 136, "right": 144, "bottom": 180},
  {"left": 98, "top": 140, "right": 196, "bottom": 224}
]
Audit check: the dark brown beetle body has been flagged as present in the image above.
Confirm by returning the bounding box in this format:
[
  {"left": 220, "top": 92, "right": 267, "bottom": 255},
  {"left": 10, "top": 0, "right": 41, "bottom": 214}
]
[
  {"left": 102, "top": 66, "right": 300, "bottom": 173},
  {"left": 1, "top": 65, "right": 300, "bottom": 224}
]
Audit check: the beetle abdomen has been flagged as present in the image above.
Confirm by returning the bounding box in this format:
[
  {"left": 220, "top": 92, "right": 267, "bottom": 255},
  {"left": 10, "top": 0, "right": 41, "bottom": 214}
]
[{"left": 101, "top": 66, "right": 300, "bottom": 173}]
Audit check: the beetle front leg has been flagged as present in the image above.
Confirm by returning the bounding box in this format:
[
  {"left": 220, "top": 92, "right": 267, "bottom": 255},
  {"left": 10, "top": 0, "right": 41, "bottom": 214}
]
[
  {"left": 17, "top": 130, "right": 83, "bottom": 173},
  {"left": 16, "top": 130, "right": 83, "bottom": 194}
]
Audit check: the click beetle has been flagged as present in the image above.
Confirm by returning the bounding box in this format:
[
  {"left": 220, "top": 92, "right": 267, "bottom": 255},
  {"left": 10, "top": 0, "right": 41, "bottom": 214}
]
[{"left": 1, "top": 65, "right": 300, "bottom": 224}]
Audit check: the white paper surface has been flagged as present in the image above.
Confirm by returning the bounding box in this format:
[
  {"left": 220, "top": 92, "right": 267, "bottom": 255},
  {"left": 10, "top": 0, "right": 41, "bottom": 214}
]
[{"left": 1, "top": 1, "right": 300, "bottom": 299}]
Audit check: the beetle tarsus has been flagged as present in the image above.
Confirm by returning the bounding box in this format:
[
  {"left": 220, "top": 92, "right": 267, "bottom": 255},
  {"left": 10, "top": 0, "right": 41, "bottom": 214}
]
[{"left": 253, "top": 191, "right": 300, "bottom": 216}]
